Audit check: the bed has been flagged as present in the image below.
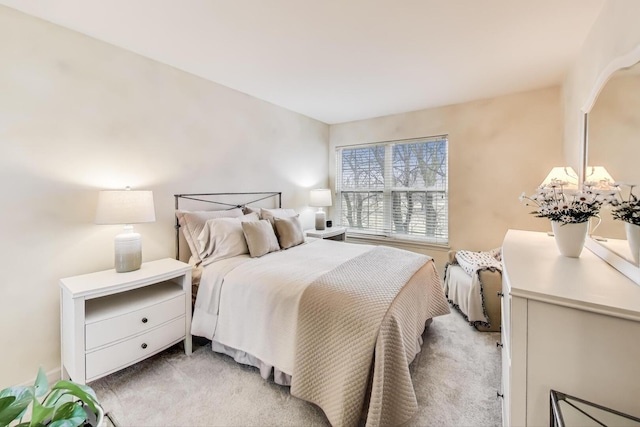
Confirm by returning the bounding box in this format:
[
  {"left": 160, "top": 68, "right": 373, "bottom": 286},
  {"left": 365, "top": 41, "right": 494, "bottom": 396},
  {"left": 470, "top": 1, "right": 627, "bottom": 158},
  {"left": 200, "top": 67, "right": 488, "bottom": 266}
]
[{"left": 175, "top": 192, "right": 450, "bottom": 427}]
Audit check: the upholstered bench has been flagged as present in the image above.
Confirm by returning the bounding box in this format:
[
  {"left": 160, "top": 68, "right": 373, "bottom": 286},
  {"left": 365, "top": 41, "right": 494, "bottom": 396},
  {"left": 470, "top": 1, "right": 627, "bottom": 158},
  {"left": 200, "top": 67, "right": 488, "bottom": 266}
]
[{"left": 443, "top": 249, "right": 502, "bottom": 332}]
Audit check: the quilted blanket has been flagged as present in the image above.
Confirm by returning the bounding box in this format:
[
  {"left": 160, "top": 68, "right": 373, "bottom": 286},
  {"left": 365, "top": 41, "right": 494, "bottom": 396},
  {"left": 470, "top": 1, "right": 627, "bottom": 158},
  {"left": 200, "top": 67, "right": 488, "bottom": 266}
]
[{"left": 291, "top": 246, "right": 450, "bottom": 427}]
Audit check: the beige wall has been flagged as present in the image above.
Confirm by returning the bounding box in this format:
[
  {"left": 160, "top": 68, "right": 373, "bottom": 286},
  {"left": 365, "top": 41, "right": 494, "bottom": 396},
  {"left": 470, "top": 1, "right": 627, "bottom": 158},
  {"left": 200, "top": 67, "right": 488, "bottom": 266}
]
[
  {"left": 330, "top": 86, "right": 564, "bottom": 268},
  {"left": 0, "top": 6, "right": 328, "bottom": 388},
  {"left": 563, "top": 0, "right": 640, "bottom": 171}
]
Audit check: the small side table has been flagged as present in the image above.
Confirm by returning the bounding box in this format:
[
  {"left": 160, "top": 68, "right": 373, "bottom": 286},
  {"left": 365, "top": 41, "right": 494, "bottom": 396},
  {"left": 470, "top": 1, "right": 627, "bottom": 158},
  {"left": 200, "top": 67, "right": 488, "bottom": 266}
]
[
  {"left": 305, "top": 226, "right": 347, "bottom": 242},
  {"left": 60, "top": 258, "right": 192, "bottom": 385}
]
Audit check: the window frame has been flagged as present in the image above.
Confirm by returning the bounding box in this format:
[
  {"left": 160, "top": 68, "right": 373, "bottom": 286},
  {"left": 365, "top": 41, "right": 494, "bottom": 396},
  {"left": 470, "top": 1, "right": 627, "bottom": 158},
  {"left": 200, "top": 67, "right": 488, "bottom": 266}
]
[{"left": 335, "top": 135, "right": 449, "bottom": 247}]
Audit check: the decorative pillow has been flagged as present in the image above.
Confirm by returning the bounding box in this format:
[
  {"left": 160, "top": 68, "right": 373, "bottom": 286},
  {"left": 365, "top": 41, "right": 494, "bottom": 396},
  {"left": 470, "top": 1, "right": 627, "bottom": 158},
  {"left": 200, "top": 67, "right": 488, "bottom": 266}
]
[
  {"left": 197, "top": 212, "right": 260, "bottom": 262},
  {"left": 242, "top": 220, "right": 280, "bottom": 258},
  {"left": 273, "top": 215, "right": 304, "bottom": 249},
  {"left": 176, "top": 208, "right": 244, "bottom": 264},
  {"left": 455, "top": 250, "right": 503, "bottom": 277},
  {"left": 489, "top": 247, "right": 502, "bottom": 262},
  {"left": 260, "top": 208, "right": 297, "bottom": 221},
  {"left": 242, "top": 205, "right": 262, "bottom": 217}
]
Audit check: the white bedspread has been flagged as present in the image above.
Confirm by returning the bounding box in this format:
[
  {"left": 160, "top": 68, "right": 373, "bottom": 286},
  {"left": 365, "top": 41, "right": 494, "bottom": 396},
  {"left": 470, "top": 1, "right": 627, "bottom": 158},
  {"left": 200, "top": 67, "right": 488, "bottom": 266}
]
[{"left": 191, "top": 238, "right": 373, "bottom": 375}]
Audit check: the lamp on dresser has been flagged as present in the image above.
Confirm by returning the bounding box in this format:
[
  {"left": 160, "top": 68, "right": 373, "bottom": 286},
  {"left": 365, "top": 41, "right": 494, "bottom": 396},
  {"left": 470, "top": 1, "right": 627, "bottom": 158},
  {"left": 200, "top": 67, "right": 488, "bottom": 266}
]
[
  {"left": 309, "top": 189, "right": 332, "bottom": 230},
  {"left": 540, "top": 166, "right": 579, "bottom": 190},
  {"left": 95, "top": 186, "right": 156, "bottom": 273},
  {"left": 540, "top": 166, "right": 615, "bottom": 191},
  {"left": 585, "top": 166, "right": 616, "bottom": 190}
]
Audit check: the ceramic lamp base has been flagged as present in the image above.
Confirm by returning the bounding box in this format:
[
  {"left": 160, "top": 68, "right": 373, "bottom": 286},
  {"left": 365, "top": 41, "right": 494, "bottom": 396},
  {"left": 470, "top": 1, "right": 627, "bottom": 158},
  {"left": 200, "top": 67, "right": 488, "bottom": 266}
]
[
  {"left": 114, "top": 228, "right": 142, "bottom": 273},
  {"left": 315, "top": 210, "right": 326, "bottom": 230}
]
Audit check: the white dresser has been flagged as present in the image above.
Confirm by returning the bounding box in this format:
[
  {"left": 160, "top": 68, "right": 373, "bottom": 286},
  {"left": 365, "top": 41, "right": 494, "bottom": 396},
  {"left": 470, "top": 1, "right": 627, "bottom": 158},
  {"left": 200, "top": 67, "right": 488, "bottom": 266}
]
[
  {"left": 500, "top": 230, "right": 640, "bottom": 426},
  {"left": 60, "top": 258, "right": 192, "bottom": 384}
]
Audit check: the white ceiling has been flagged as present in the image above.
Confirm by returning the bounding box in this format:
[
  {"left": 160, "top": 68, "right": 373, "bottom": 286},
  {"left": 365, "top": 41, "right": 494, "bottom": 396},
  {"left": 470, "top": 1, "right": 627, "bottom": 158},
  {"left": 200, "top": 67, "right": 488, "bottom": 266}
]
[{"left": 0, "top": 0, "right": 604, "bottom": 124}]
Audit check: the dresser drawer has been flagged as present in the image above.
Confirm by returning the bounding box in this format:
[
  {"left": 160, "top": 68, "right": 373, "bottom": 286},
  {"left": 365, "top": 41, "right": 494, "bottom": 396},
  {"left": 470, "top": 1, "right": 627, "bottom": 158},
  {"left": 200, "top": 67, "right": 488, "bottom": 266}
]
[
  {"left": 86, "top": 293, "right": 185, "bottom": 350},
  {"left": 86, "top": 316, "right": 185, "bottom": 381}
]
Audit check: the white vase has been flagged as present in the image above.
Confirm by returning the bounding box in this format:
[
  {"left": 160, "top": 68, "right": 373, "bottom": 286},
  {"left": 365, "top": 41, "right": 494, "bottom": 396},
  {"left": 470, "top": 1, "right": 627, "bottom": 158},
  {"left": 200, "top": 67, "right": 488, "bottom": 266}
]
[
  {"left": 625, "top": 222, "right": 640, "bottom": 264},
  {"left": 551, "top": 221, "right": 588, "bottom": 258}
]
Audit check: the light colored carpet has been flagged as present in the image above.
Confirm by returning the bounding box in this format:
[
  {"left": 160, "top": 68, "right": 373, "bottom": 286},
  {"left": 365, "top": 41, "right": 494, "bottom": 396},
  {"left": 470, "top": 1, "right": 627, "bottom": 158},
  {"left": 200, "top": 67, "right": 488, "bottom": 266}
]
[{"left": 91, "top": 311, "right": 501, "bottom": 426}]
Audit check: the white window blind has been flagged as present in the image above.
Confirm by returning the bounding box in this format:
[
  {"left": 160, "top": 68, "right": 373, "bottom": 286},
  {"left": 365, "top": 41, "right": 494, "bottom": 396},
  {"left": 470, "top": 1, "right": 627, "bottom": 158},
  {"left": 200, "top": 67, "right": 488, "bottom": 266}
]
[{"left": 336, "top": 136, "right": 448, "bottom": 244}]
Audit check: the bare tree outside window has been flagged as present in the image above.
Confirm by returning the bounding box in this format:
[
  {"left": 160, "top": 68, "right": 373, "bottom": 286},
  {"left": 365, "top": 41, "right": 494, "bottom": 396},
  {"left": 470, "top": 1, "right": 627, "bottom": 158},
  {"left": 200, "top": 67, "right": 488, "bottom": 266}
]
[{"left": 337, "top": 137, "right": 448, "bottom": 244}]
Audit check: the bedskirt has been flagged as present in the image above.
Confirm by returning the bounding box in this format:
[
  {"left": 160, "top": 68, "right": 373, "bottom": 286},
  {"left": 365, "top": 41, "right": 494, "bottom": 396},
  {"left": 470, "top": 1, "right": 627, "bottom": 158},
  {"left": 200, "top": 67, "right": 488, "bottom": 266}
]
[{"left": 210, "top": 318, "right": 434, "bottom": 389}]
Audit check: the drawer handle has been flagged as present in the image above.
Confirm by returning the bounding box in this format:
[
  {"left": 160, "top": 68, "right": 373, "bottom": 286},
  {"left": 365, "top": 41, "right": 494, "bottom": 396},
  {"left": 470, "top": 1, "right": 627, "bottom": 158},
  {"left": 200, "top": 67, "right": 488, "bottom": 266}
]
[
  {"left": 141, "top": 343, "right": 148, "bottom": 349},
  {"left": 497, "top": 291, "right": 504, "bottom": 297},
  {"left": 141, "top": 317, "right": 148, "bottom": 324},
  {"left": 497, "top": 391, "right": 504, "bottom": 399},
  {"left": 496, "top": 342, "right": 503, "bottom": 348}
]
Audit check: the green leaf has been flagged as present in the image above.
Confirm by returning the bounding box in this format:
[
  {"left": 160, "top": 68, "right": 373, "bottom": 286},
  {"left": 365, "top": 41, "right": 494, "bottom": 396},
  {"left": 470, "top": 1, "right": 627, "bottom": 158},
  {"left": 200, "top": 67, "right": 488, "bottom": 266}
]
[
  {"left": 33, "top": 368, "right": 49, "bottom": 399},
  {"left": 48, "top": 420, "right": 82, "bottom": 427},
  {"left": 0, "top": 396, "right": 15, "bottom": 413},
  {"left": 48, "top": 421, "right": 82, "bottom": 427},
  {"left": 49, "top": 401, "right": 86, "bottom": 427},
  {"left": 0, "top": 378, "right": 100, "bottom": 427},
  {"left": 0, "top": 388, "right": 33, "bottom": 426},
  {"left": 0, "top": 386, "right": 32, "bottom": 399},
  {"left": 42, "top": 389, "right": 71, "bottom": 408},
  {"left": 50, "top": 382, "right": 99, "bottom": 414},
  {"left": 29, "top": 398, "right": 54, "bottom": 426}
]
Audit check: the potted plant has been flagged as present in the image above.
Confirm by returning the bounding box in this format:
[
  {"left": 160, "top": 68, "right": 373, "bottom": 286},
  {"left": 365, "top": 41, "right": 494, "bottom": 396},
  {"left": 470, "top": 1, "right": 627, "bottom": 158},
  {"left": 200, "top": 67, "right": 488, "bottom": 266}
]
[
  {"left": 607, "top": 183, "right": 640, "bottom": 263},
  {"left": 520, "top": 179, "right": 606, "bottom": 257},
  {"left": 0, "top": 367, "right": 103, "bottom": 427}
]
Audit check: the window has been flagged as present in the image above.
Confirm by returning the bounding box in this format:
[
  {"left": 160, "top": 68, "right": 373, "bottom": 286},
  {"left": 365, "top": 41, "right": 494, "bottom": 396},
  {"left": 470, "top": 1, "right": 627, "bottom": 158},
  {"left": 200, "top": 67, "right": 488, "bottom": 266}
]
[{"left": 336, "top": 135, "right": 448, "bottom": 245}]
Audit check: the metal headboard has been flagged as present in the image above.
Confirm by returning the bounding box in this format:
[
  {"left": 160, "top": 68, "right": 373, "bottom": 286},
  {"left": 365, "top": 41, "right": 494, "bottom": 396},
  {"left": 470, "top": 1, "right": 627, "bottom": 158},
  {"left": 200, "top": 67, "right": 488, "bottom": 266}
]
[{"left": 174, "top": 192, "right": 282, "bottom": 260}]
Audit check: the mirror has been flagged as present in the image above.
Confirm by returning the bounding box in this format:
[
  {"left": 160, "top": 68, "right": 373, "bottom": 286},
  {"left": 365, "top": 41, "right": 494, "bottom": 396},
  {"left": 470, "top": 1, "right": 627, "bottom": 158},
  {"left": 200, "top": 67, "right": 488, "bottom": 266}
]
[
  {"left": 586, "top": 60, "right": 640, "bottom": 262},
  {"left": 583, "top": 44, "right": 640, "bottom": 284}
]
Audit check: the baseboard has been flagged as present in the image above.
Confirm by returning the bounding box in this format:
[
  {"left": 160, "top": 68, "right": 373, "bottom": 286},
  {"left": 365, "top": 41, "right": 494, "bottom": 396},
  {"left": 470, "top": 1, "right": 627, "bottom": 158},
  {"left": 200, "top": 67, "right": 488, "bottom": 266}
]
[{"left": 17, "top": 367, "right": 61, "bottom": 387}]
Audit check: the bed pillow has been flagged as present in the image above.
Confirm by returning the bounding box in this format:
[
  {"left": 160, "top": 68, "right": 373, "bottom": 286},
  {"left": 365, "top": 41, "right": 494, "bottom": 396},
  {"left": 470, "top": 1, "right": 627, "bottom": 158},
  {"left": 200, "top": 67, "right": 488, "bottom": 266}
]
[
  {"left": 176, "top": 208, "right": 244, "bottom": 263},
  {"left": 455, "top": 250, "right": 502, "bottom": 277},
  {"left": 197, "top": 212, "right": 260, "bottom": 262},
  {"left": 273, "top": 215, "right": 304, "bottom": 249},
  {"left": 242, "top": 220, "right": 280, "bottom": 258},
  {"left": 260, "top": 208, "right": 297, "bottom": 221},
  {"left": 242, "top": 205, "right": 262, "bottom": 217}
]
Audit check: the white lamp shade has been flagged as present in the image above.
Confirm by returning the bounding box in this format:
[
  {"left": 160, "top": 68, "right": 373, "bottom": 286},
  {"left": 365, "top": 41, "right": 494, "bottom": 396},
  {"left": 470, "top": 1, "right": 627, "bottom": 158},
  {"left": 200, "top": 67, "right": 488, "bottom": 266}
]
[
  {"left": 540, "top": 167, "right": 579, "bottom": 187},
  {"left": 309, "top": 189, "right": 332, "bottom": 207},
  {"left": 95, "top": 190, "right": 156, "bottom": 224},
  {"left": 585, "top": 166, "right": 616, "bottom": 189}
]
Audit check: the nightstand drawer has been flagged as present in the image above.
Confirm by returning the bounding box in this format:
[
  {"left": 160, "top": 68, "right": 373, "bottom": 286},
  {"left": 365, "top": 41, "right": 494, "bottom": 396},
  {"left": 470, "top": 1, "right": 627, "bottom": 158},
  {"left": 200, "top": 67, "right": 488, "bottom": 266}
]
[
  {"left": 85, "top": 293, "right": 185, "bottom": 350},
  {"left": 85, "top": 316, "right": 185, "bottom": 381}
]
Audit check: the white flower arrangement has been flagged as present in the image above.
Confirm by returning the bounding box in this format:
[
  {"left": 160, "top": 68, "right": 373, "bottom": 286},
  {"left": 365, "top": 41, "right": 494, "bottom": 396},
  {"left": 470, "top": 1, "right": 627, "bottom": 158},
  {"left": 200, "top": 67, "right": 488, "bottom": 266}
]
[
  {"left": 520, "top": 179, "right": 605, "bottom": 224},
  {"left": 607, "top": 183, "right": 640, "bottom": 226}
]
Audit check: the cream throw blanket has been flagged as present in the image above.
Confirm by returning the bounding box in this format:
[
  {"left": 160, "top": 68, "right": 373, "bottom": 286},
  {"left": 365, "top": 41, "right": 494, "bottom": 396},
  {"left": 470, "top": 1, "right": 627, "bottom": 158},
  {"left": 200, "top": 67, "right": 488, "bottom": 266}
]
[{"left": 291, "top": 247, "right": 450, "bottom": 427}]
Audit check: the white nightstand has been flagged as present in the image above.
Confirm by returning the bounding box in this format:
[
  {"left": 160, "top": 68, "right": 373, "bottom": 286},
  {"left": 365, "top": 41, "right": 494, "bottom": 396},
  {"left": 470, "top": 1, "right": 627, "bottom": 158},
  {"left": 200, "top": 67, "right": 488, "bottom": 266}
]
[
  {"left": 60, "top": 258, "right": 192, "bottom": 385},
  {"left": 305, "top": 226, "right": 347, "bottom": 241}
]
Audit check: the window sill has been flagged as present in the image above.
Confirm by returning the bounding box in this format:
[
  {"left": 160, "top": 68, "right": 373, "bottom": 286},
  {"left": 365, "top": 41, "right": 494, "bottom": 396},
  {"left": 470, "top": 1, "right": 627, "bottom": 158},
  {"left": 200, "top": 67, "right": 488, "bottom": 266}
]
[{"left": 346, "top": 232, "right": 450, "bottom": 252}]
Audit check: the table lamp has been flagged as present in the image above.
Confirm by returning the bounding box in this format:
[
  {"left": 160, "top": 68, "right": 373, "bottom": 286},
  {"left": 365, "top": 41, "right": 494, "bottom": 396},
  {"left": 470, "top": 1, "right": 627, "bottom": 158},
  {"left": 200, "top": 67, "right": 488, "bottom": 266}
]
[
  {"left": 95, "top": 187, "right": 156, "bottom": 272},
  {"left": 540, "top": 166, "right": 579, "bottom": 191},
  {"left": 585, "top": 166, "right": 616, "bottom": 190},
  {"left": 309, "top": 189, "right": 332, "bottom": 231}
]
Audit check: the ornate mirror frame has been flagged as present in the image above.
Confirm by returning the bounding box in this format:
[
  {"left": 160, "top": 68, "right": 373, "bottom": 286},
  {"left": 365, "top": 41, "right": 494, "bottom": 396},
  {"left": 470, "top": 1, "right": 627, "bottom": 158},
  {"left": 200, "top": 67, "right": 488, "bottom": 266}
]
[{"left": 582, "top": 43, "right": 640, "bottom": 285}]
